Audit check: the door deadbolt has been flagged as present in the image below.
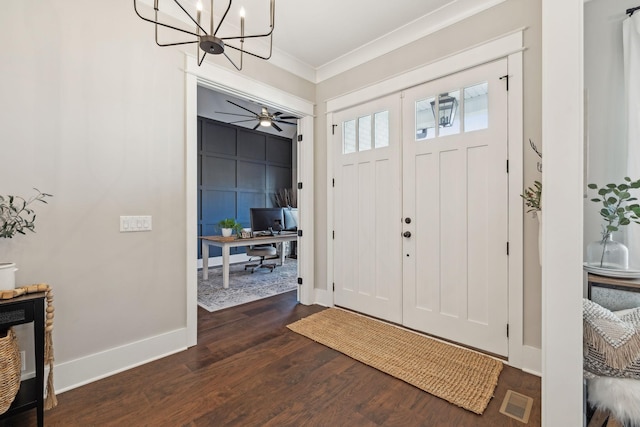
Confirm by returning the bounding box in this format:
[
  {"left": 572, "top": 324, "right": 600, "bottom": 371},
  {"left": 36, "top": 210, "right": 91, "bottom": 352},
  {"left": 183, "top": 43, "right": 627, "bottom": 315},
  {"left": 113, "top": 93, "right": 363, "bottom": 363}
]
[{"left": 405, "top": 217, "right": 412, "bottom": 224}]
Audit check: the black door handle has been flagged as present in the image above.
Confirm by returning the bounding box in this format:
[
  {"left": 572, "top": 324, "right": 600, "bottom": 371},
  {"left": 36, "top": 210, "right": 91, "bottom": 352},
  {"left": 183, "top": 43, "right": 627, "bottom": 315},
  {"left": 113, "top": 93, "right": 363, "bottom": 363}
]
[{"left": 403, "top": 231, "right": 411, "bottom": 238}]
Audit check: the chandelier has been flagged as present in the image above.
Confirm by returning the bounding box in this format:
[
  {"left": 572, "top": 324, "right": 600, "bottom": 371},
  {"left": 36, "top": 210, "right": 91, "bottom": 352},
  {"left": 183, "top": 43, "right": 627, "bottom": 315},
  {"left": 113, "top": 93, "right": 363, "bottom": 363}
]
[{"left": 134, "top": 0, "right": 275, "bottom": 70}]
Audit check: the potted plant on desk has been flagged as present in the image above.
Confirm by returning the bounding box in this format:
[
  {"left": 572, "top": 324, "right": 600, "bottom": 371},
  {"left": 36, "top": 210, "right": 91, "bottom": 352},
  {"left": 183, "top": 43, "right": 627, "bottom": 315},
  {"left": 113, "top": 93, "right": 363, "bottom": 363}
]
[{"left": 217, "top": 218, "right": 242, "bottom": 238}]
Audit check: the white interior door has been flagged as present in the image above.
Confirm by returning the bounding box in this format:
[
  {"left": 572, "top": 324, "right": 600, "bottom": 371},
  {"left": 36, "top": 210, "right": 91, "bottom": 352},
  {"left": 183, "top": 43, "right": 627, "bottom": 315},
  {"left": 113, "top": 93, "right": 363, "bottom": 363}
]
[
  {"left": 401, "top": 59, "right": 509, "bottom": 356},
  {"left": 333, "top": 94, "right": 403, "bottom": 323}
]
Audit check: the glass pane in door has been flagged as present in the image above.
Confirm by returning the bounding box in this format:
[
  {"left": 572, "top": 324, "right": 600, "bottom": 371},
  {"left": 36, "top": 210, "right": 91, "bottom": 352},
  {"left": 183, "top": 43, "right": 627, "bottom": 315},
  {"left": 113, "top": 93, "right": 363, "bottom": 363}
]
[
  {"left": 415, "top": 97, "right": 436, "bottom": 140},
  {"left": 437, "top": 90, "right": 460, "bottom": 137},
  {"left": 343, "top": 119, "right": 356, "bottom": 154},
  {"left": 464, "top": 82, "right": 489, "bottom": 132}
]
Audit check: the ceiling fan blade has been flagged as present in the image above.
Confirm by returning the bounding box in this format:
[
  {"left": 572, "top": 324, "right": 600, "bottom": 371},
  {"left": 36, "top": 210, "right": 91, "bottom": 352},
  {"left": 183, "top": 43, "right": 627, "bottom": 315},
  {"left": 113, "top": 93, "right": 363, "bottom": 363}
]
[
  {"left": 277, "top": 116, "right": 297, "bottom": 120},
  {"left": 214, "top": 112, "right": 256, "bottom": 118},
  {"left": 227, "top": 100, "right": 259, "bottom": 116},
  {"left": 274, "top": 120, "right": 297, "bottom": 126},
  {"left": 253, "top": 123, "right": 260, "bottom": 130},
  {"left": 271, "top": 122, "right": 283, "bottom": 132},
  {"left": 273, "top": 111, "right": 283, "bottom": 116},
  {"left": 229, "top": 119, "right": 258, "bottom": 124}
]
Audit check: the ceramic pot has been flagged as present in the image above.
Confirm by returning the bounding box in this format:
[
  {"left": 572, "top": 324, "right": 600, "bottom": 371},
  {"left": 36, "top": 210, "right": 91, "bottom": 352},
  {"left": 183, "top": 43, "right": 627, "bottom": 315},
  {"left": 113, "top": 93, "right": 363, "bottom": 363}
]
[{"left": 0, "top": 263, "right": 17, "bottom": 290}]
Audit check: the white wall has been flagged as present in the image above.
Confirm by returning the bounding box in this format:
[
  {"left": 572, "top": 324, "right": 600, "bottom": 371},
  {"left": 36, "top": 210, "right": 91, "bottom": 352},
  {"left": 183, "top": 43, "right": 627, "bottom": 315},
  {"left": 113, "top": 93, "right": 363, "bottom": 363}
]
[
  {"left": 0, "top": 0, "right": 313, "bottom": 390},
  {"left": 584, "top": 0, "right": 639, "bottom": 253}
]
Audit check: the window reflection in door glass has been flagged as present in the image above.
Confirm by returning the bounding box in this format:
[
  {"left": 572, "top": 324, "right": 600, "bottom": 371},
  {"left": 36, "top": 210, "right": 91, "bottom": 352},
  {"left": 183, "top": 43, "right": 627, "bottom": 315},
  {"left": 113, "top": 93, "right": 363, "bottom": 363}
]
[
  {"left": 343, "top": 119, "right": 356, "bottom": 154},
  {"left": 436, "top": 90, "right": 460, "bottom": 137},
  {"left": 359, "top": 115, "right": 372, "bottom": 151},
  {"left": 415, "top": 97, "right": 436, "bottom": 140},
  {"left": 464, "top": 82, "right": 489, "bottom": 132},
  {"left": 375, "top": 111, "right": 389, "bottom": 148}
]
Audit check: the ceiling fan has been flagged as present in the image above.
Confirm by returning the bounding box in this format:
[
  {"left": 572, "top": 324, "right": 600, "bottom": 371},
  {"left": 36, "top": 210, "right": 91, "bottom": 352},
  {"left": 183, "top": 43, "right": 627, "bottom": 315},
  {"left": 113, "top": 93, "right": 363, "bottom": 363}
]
[{"left": 216, "top": 100, "right": 297, "bottom": 132}]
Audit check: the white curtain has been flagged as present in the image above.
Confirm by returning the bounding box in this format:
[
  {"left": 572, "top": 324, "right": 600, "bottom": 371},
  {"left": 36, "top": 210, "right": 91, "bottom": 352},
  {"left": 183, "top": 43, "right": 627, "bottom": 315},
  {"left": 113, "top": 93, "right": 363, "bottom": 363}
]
[{"left": 624, "top": 12, "right": 640, "bottom": 268}]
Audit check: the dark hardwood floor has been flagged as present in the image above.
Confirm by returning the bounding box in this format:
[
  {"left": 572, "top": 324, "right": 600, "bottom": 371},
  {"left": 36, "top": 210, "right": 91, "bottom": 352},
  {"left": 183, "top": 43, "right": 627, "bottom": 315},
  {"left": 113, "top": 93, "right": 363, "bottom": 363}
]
[{"left": 2, "top": 291, "right": 540, "bottom": 426}]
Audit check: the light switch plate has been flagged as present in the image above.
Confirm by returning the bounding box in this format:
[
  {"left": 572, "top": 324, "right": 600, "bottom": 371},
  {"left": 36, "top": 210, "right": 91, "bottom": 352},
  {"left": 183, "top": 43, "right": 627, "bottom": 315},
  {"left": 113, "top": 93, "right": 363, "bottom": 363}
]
[{"left": 120, "top": 216, "right": 152, "bottom": 232}]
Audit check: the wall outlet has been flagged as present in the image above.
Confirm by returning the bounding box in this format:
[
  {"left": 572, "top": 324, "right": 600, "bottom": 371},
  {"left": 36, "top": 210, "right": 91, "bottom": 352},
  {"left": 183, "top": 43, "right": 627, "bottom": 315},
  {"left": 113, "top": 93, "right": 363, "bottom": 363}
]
[{"left": 20, "top": 351, "right": 26, "bottom": 371}]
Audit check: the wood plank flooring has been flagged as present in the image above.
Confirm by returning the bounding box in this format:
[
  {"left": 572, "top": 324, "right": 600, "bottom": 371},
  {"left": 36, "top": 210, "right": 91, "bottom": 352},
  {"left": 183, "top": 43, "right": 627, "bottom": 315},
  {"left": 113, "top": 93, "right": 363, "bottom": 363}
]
[{"left": 2, "top": 291, "right": 541, "bottom": 426}]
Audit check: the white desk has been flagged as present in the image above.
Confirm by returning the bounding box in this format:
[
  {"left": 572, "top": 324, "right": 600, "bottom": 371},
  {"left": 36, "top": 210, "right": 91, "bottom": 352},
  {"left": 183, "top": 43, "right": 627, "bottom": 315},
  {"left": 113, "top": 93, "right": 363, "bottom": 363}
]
[{"left": 200, "top": 232, "right": 298, "bottom": 289}]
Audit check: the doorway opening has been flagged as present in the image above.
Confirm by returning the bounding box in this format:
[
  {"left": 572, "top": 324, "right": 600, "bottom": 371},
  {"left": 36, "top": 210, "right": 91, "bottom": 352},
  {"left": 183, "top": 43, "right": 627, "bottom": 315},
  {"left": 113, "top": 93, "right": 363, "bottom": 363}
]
[{"left": 184, "top": 56, "right": 315, "bottom": 346}]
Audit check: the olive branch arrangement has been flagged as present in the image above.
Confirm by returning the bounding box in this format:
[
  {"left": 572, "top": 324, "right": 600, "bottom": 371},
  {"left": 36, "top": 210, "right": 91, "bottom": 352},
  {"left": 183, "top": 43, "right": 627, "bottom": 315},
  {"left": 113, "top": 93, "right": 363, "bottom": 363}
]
[{"left": 0, "top": 189, "right": 52, "bottom": 238}]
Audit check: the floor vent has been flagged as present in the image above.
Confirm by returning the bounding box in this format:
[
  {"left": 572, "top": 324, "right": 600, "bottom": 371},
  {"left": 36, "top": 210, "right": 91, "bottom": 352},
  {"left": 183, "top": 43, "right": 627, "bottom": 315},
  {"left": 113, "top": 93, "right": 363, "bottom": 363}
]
[{"left": 499, "top": 390, "right": 534, "bottom": 424}]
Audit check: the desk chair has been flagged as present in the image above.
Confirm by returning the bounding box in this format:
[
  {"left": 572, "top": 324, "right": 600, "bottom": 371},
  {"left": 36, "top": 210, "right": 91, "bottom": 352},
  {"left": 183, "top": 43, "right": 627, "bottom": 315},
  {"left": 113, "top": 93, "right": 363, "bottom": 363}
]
[{"left": 244, "top": 244, "right": 277, "bottom": 273}]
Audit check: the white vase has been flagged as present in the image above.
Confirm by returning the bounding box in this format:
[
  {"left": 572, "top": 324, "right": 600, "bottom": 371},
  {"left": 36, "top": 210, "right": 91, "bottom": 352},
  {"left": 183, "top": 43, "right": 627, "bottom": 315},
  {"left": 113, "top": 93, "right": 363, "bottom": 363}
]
[
  {"left": 0, "top": 263, "right": 18, "bottom": 289},
  {"left": 221, "top": 228, "right": 232, "bottom": 237}
]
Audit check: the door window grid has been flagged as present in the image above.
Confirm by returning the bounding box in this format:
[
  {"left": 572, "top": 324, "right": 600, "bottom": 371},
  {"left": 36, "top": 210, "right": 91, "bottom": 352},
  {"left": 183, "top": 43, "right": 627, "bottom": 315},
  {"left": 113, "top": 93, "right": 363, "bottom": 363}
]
[
  {"left": 342, "top": 110, "right": 390, "bottom": 153},
  {"left": 415, "top": 81, "right": 488, "bottom": 140}
]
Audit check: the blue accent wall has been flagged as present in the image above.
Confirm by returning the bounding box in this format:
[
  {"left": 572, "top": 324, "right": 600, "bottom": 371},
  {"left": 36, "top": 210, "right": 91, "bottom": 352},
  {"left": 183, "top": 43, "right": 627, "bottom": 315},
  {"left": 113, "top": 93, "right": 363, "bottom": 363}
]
[{"left": 198, "top": 117, "right": 293, "bottom": 258}]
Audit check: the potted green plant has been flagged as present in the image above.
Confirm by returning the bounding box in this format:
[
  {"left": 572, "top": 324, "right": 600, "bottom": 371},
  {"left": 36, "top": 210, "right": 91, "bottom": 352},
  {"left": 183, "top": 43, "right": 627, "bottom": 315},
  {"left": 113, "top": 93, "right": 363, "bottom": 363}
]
[
  {"left": 216, "top": 218, "right": 242, "bottom": 238},
  {"left": 0, "top": 188, "right": 52, "bottom": 289},
  {"left": 587, "top": 178, "right": 640, "bottom": 268}
]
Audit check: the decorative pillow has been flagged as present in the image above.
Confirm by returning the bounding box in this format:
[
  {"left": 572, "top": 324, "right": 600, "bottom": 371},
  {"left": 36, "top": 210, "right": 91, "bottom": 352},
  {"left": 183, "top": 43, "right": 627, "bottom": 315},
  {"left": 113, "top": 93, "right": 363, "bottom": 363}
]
[{"left": 583, "top": 298, "right": 640, "bottom": 375}]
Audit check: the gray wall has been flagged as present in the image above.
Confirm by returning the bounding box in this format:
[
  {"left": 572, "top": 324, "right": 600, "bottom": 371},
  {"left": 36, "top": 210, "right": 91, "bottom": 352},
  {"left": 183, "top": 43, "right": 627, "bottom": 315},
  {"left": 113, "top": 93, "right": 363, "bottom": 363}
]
[
  {"left": 314, "top": 0, "right": 543, "bottom": 348},
  {"left": 0, "top": 0, "right": 314, "bottom": 379}
]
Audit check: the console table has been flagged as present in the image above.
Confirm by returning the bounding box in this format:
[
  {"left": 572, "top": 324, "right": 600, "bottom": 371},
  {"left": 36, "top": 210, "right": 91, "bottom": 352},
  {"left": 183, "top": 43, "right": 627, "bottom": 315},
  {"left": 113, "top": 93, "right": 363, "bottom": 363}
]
[
  {"left": 587, "top": 273, "right": 640, "bottom": 299},
  {"left": 200, "top": 232, "right": 298, "bottom": 288},
  {"left": 0, "top": 292, "right": 45, "bottom": 427}
]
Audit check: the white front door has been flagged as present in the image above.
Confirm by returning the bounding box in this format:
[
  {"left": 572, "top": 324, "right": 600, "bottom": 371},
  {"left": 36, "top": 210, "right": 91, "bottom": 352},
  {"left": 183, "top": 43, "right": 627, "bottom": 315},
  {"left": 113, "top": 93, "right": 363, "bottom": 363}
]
[
  {"left": 401, "top": 59, "right": 509, "bottom": 356},
  {"left": 333, "top": 94, "right": 403, "bottom": 323}
]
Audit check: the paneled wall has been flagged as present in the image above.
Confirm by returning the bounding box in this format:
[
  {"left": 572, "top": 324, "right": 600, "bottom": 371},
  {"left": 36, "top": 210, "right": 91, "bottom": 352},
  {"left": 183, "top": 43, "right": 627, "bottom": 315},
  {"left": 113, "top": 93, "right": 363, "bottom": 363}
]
[{"left": 198, "top": 117, "right": 293, "bottom": 257}]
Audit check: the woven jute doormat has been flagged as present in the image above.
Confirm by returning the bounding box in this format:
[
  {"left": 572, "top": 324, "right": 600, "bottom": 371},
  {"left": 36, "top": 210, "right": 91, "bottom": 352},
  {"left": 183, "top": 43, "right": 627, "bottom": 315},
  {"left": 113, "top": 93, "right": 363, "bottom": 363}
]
[{"left": 287, "top": 308, "right": 503, "bottom": 414}]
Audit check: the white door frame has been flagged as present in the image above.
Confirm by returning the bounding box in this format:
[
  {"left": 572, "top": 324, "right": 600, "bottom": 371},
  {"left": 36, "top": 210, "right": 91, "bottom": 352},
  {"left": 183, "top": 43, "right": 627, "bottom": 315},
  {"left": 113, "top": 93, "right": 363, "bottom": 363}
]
[
  {"left": 540, "top": 0, "right": 584, "bottom": 424},
  {"left": 325, "top": 30, "right": 527, "bottom": 369},
  {"left": 184, "top": 55, "right": 315, "bottom": 346}
]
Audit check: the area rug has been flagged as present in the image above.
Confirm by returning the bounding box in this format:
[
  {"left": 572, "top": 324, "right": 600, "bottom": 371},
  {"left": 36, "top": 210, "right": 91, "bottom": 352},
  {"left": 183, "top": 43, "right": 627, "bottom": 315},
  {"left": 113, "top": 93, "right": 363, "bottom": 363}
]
[
  {"left": 198, "top": 260, "right": 297, "bottom": 312},
  {"left": 287, "top": 308, "right": 503, "bottom": 414}
]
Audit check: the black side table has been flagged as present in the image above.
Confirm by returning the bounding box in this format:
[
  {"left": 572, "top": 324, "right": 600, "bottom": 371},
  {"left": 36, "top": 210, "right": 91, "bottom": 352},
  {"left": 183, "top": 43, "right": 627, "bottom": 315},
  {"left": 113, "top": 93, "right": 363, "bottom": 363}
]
[{"left": 0, "top": 292, "right": 45, "bottom": 427}]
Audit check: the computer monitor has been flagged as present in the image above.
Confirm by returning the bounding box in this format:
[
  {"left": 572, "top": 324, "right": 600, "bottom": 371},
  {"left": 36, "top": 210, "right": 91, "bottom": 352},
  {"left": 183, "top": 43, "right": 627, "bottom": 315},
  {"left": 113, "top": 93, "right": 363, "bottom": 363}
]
[{"left": 250, "top": 208, "right": 285, "bottom": 233}]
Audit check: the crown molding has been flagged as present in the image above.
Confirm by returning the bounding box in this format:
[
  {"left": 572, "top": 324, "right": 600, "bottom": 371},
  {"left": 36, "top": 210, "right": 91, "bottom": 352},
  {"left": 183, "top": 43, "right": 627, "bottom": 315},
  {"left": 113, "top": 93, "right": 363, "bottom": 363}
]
[{"left": 315, "top": 0, "right": 507, "bottom": 83}]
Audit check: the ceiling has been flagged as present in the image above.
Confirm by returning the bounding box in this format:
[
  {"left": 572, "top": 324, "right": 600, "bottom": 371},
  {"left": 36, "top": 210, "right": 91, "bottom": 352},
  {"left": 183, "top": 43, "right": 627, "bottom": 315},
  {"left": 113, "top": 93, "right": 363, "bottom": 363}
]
[
  {"left": 163, "top": 0, "right": 505, "bottom": 82},
  {"left": 182, "top": 0, "right": 505, "bottom": 135}
]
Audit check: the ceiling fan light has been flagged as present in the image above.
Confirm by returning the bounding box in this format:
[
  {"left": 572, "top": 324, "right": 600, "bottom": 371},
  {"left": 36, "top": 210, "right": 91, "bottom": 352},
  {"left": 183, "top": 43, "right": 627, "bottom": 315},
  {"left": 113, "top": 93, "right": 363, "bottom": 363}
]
[{"left": 260, "top": 117, "right": 272, "bottom": 127}]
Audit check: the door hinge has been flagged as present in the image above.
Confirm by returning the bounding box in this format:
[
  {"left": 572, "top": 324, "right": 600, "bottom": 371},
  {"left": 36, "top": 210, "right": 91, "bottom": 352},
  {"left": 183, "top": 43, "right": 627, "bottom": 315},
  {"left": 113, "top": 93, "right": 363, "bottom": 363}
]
[
  {"left": 506, "top": 159, "right": 509, "bottom": 173},
  {"left": 507, "top": 324, "right": 509, "bottom": 338},
  {"left": 332, "top": 178, "right": 335, "bottom": 187},
  {"left": 332, "top": 124, "right": 338, "bottom": 135},
  {"left": 499, "top": 74, "right": 509, "bottom": 91},
  {"left": 333, "top": 282, "right": 335, "bottom": 291},
  {"left": 297, "top": 230, "right": 303, "bottom": 237},
  {"left": 298, "top": 135, "right": 303, "bottom": 142},
  {"left": 332, "top": 230, "right": 335, "bottom": 239},
  {"left": 297, "top": 182, "right": 303, "bottom": 190},
  {"left": 506, "top": 242, "right": 510, "bottom": 255},
  {"left": 298, "top": 277, "right": 303, "bottom": 285}
]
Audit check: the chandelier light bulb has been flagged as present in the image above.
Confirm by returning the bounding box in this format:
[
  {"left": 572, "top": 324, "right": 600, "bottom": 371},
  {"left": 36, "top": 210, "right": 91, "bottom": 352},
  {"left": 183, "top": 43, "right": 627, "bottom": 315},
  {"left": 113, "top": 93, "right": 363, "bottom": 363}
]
[
  {"left": 196, "top": 1, "right": 203, "bottom": 11},
  {"left": 240, "top": 7, "right": 246, "bottom": 18}
]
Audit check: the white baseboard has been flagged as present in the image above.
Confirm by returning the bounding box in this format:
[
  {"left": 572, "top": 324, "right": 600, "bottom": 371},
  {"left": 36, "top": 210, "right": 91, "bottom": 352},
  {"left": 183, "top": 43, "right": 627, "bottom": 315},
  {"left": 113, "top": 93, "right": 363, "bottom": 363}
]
[
  {"left": 313, "top": 288, "right": 333, "bottom": 307},
  {"left": 54, "top": 328, "right": 188, "bottom": 393},
  {"left": 521, "top": 344, "right": 542, "bottom": 377}
]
